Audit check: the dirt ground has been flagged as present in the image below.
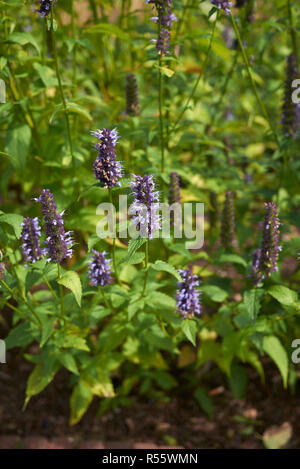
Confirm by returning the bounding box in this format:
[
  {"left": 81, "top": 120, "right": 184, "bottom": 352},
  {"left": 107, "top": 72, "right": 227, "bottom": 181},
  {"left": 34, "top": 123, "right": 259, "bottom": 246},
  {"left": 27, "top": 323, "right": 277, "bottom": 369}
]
[{"left": 0, "top": 347, "right": 299, "bottom": 449}]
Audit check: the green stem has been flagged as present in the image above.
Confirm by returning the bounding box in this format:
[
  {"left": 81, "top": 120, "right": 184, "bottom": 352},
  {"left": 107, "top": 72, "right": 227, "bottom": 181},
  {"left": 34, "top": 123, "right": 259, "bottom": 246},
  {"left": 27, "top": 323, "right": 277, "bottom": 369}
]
[
  {"left": 50, "top": 6, "right": 75, "bottom": 175},
  {"left": 0, "top": 279, "right": 41, "bottom": 326},
  {"left": 142, "top": 240, "right": 149, "bottom": 296},
  {"left": 158, "top": 55, "right": 165, "bottom": 173},
  {"left": 71, "top": 0, "right": 77, "bottom": 97},
  {"left": 57, "top": 263, "right": 64, "bottom": 316},
  {"left": 108, "top": 189, "right": 120, "bottom": 285},
  {"left": 230, "top": 13, "right": 279, "bottom": 145},
  {"left": 42, "top": 274, "right": 59, "bottom": 302},
  {"left": 100, "top": 287, "right": 111, "bottom": 310},
  {"left": 171, "top": 11, "right": 219, "bottom": 134},
  {"left": 287, "top": 0, "right": 298, "bottom": 59}
]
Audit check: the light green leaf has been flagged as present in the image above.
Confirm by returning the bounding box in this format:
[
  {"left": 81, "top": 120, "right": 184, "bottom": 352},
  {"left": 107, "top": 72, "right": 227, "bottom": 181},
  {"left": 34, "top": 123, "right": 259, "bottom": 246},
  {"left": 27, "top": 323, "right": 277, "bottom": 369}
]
[
  {"left": 268, "top": 285, "right": 298, "bottom": 307},
  {"left": 202, "top": 285, "right": 228, "bottom": 302},
  {"left": 70, "top": 380, "right": 93, "bottom": 425},
  {"left": 0, "top": 212, "right": 24, "bottom": 238},
  {"left": 84, "top": 23, "right": 130, "bottom": 41},
  {"left": 5, "top": 32, "right": 40, "bottom": 54},
  {"left": 218, "top": 253, "right": 247, "bottom": 268},
  {"left": 181, "top": 319, "right": 197, "bottom": 346},
  {"left": 4, "top": 124, "right": 31, "bottom": 173},
  {"left": 57, "top": 270, "right": 82, "bottom": 307},
  {"left": 263, "top": 336, "right": 288, "bottom": 388},
  {"left": 151, "top": 260, "right": 182, "bottom": 281}
]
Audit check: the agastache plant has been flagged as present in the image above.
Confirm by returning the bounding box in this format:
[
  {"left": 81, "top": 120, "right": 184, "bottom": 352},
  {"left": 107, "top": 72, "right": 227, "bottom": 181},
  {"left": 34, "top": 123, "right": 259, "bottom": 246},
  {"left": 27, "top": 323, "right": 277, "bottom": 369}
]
[
  {"left": 91, "top": 128, "right": 122, "bottom": 189},
  {"left": 176, "top": 269, "right": 201, "bottom": 319},
  {"left": 20, "top": 217, "right": 44, "bottom": 264},
  {"left": 88, "top": 250, "right": 112, "bottom": 287},
  {"left": 35, "top": 189, "right": 73, "bottom": 263},
  {"left": 146, "top": 0, "right": 177, "bottom": 55},
  {"left": 258, "top": 202, "right": 281, "bottom": 278},
  {"left": 281, "top": 53, "right": 299, "bottom": 138},
  {"left": 220, "top": 191, "right": 235, "bottom": 249},
  {"left": 36, "top": 0, "right": 55, "bottom": 18},
  {"left": 126, "top": 74, "right": 140, "bottom": 116},
  {"left": 130, "top": 174, "right": 161, "bottom": 239},
  {"left": 211, "top": 0, "right": 233, "bottom": 15}
]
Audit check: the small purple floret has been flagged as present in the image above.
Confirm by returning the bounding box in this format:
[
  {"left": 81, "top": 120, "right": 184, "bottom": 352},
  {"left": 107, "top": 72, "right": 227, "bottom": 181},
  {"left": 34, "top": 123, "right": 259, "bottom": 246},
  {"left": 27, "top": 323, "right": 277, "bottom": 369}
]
[
  {"left": 88, "top": 250, "right": 112, "bottom": 287},
  {"left": 20, "top": 217, "right": 44, "bottom": 264},
  {"left": 91, "top": 128, "right": 122, "bottom": 189},
  {"left": 176, "top": 269, "right": 201, "bottom": 318}
]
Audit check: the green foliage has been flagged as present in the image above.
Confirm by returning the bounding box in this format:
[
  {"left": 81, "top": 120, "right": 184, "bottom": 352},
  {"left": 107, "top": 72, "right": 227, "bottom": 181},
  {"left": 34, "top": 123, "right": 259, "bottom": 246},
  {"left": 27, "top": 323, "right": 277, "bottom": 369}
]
[{"left": 0, "top": 0, "right": 299, "bottom": 425}]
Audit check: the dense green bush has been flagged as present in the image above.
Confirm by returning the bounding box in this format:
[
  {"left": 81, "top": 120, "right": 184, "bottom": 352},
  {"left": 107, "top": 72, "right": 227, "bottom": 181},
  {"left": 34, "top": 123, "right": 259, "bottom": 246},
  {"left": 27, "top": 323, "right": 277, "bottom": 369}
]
[{"left": 0, "top": 0, "right": 299, "bottom": 424}]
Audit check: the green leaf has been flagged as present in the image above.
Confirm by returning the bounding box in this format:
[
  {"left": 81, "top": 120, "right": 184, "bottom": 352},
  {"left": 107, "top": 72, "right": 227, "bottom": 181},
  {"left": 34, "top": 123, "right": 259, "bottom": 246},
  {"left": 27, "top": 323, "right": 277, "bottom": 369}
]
[
  {"left": 121, "top": 251, "right": 145, "bottom": 265},
  {"left": 4, "top": 124, "right": 31, "bottom": 173},
  {"left": 268, "top": 285, "right": 298, "bottom": 307},
  {"left": 40, "top": 317, "right": 54, "bottom": 347},
  {"left": 263, "top": 422, "right": 292, "bottom": 449},
  {"left": 24, "top": 363, "right": 56, "bottom": 409},
  {"left": 229, "top": 363, "right": 248, "bottom": 399},
  {"left": 181, "top": 319, "right": 197, "bottom": 346},
  {"left": 33, "top": 63, "right": 57, "bottom": 87},
  {"left": 243, "top": 288, "right": 264, "bottom": 321},
  {"left": 0, "top": 212, "right": 24, "bottom": 238},
  {"left": 84, "top": 23, "right": 130, "bottom": 41},
  {"left": 70, "top": 380, "right": 93, "bottom": 425},
  {"left": 50, "top": 102, "right": 92, "bottom": 124},
  {"left": 194, "top": 387, "right": 214, "bottom": 420},
  {"left": 151, "top": 260, "right": 182, "bottom": 281},
  {"left": 202, "top": 285, "right": 228, "bottom": 302},
  {"left": 149, "top": 291, "right": 176, "bottom": 311},
  {"left": 121, "top": 238, "right": 146, "bottom": 264},
  {"left": 5, "top": 32, "right": 40, "bottom": 54},
  {"left": 218, "top": 253, "right": 247, "bottom": 268},
  {"left": 263, "top": 336, "right": 288, "bottom": 388},
  {"left": 5, "top": 321, "right": 35, "bottom": 350},
  {"left": 58, "top": 354, "right": 79, "bottom": 375},
  {"left": 57, "top": 270, "right": 82, "bottom": 307}
]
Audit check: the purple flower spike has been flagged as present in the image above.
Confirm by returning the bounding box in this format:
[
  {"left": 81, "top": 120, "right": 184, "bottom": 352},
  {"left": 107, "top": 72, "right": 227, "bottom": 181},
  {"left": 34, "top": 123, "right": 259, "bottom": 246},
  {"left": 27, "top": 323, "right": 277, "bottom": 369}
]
[
  {"left": 281, "top": 53, "right": 299, "bottom": 138},
  {"left": 130, "top": 174, "right": 161, "bottom": 239},
  {"left": 211, "top": 0, "right": 233, "bottom": 15},
  {"left": 91, "top": 128, "right": 122, "bottom": 189},
  {"left": 176, "top": 269, "right": 201, "bottom": 319},
  {"left": 36, "top": 0, "right": 55, "bottom": 18},
  {"left": 35, "top": 189, "right": 73, "bottom": 263},
  {"left": 251, "top": 248, "right": 262, "bottom": 286},
  {"left": 20, "top": 217, "right": 44, "bottom": 264},
  {"left": 88, "top": 250, "right": 112, "bottom": 287},
  {"left": 258, "top": 202, "right": 281, "bottom": 278},
  {"left": 146, "top": 0, "right": 177, "bottom": 55},
  {"left": 126, "top": 74, "right": 140, "bottom": 117}
]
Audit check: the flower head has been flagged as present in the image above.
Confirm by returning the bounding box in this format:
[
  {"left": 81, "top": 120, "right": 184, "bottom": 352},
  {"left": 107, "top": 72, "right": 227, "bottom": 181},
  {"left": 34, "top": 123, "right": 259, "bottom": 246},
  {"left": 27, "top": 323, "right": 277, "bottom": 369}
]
[
  {"left": 91, "top": 128, "right": 122, "bottom": 189},
  {"left": 146, "top": 0, "right": 177, "bottom": 55},
  {"left": 35, "top": 189, "right": 73, "bottom": 263},
  {"left": 20, "top": 217, "right": 44, "bottom": 264},
  {"left": 211, "top": 0, "right": 232, "bottom": 15},
  {"left": 176, "top": 269, "right": 201, "bottom": 318},
  {"left": 281, "top": 53, "right": 299, "bottom": 138},
  {"left": 220, "top": 191, "right": 235, "bottom": 249},
  {"left": 88, "top": 250, "right": 112, "bottom": 287},
  {"left": 130, "top": 174, "right": 161, "bottom": 239},
  {"left": 126, "top": 74, "right": 140, "bottom": 117},
  {"left": 258, "top": 202, "right": 280, "bottom": 277},
  {"left": 36, "top": 0, "right": 55, "bottom": 18}
]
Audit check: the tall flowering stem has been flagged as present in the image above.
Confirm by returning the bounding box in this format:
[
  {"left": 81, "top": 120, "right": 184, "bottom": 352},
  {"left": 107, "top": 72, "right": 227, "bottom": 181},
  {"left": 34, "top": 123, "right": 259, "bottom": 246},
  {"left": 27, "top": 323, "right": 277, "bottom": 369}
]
[
  {"left": 108, "top": 188, "right": 120, "bottom": 285},
  {"left": 220, "top": 191, "right": 235, "bottom": 249},
  {"left": 35, "top": 189, "right": 73, "bottom": 263},
  {"left": 130, "top": 174, "right": 161, "bottom": 294},
  {"left": 176, "top": 269, "right": 201, "bottom": 319},
  {"left": 281, "top": 53, "right": 299, "bottom": 138},
  {"left": 287, "top": 0, "right": 298, "bottom": 60},
  {"left": 258, "top": 202, "right": 281, "bottom": 279},
  {"left": 20, "top": 217, "right": 44, "bottom": 264},
  {"left": 50, "top": 5, "right": 75, "bottom": 174},
  {"left": 168, "top": 171, "right": 181, "bottom": 205}
]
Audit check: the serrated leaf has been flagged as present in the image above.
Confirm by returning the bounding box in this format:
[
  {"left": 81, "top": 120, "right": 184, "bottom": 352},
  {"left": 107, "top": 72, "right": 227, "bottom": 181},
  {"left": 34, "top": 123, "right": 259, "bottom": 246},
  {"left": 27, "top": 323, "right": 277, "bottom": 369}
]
[
  {"left": 5, "top": 32, "right": 40, "bottom": 54},
  {"left": 0, "top": 212, "right": 24, "bottom": 238},
  {"left": 243, "top": 288, "right": 264, "bottom": 321},
  {"left": 57, "top": 270, "right": 82, "bottom": 307},
  {"left": 268, "top": 286, "right": 298, "bottom": 307},
  {"left": 4, "top": 124, "right": 31, "bottom": 173},
  {"left": 181, "top": 319, "right": 197, "bottom": 346},
  {"left": 202, "top": 285, "right": 228, "bottom": 302},
  {"left": 151, "top": 260, "right": 182, "bottom": 281}
]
